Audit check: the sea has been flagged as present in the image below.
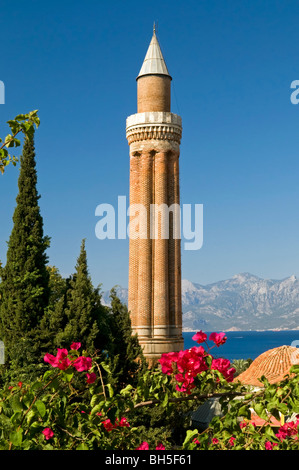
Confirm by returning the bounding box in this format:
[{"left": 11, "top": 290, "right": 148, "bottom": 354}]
[{"left": 182, "top": 330, "right": 299, "bottom": 363}]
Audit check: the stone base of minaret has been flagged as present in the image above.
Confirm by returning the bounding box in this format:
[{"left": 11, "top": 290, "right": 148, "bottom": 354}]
[{"left": 138, "top": 336, "right": 185, "bottom": 365}]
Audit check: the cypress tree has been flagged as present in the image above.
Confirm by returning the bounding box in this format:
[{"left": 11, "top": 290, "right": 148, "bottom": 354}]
[
  {"left": 56, "top": 239, "right": 110, "bottom": 354},
  {"left": 39, "top": 266, "right": 70, "bottom": 355},
  {"left": 0, "top": 134, "right": 50, "bottom": 378},
  {"left": 107, "top": 288, "right": 147, "bottom": 391}
]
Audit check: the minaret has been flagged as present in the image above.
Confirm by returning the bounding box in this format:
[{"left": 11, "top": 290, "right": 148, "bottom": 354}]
[{"left": 126, "top": 27, "right": 184, "bottom": 363}]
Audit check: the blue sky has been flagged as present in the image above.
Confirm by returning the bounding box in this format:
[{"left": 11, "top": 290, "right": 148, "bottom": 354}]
[{"left": 0, "top": 0, "right": 298, "bottom": 290}]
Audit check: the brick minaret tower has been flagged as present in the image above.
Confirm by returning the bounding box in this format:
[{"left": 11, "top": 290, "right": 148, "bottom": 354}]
[{"left": 126, "top": 27, "right": 184, "bottom": 363}]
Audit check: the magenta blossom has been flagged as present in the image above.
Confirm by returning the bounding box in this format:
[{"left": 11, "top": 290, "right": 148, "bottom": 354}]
[
  {"left": 156, "top": 443, "right": 166, "bottom": 450},
  {"left": 102, "top": 416, "right": 130, "bottom": 431},
  {"left": 136, "top": 442, "right": 166, "bottom": 450},
  {"left": 44, "top": 349, "right": 71, "bottom": 370},
  {"left": 275, "top": 418, "right": 299, "bottom": 441},
  {"left": 73, "top": 356, "right": 92, "bottom": 372},
  {"left": 192, "top": 331, "right": 207, "bottom": 344},
  {"left": 86, "top": 372, "right": 97, "bottom": 384},
  {"left": 44, "top": 348, "right": 93, "bottom": 372},
  {"left": 159, "top": 330, "right": 236, "bottom": 393},
  {"left": 56, "top": 348, "right": 69, "bottom": 360},
  {"left": 211, "top": 357, "right": 236, "bottom": 382},
  {"left": 209, "top": 332, "right": 227, "bottom": 347},
  {"left": 103, "top": 419, "right": 115, "bottom": 431},
  {"left": 159, "top": 352, "right": 178, "bottom": 375},
  {"left": 136, "top": 442, "right": 149, "bottom": 450},
  {"left": 115, "top": 417, "right": 130, "bottom": 428},
  {"left": 42, "top": 428, "right": 54, "bottom": 440},
  {"left": 70, "top": 342, "right": 81, "bottom": 350}
]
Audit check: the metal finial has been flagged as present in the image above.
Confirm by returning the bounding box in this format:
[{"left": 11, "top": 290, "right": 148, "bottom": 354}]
[{"left": 153, "top": 22, "right": 156, "bottom": 34}]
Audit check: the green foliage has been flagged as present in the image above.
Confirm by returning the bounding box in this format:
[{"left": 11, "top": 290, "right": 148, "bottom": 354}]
[
  {"left": 182, "top": 365, "right": 299, "bottom": 450},
  {"left": 38, "top": 267, "right": 70, "bottom": 355},
  {"left": 47, "top": 266, "right": 68, "bottom": 309},
  {"left": 0, "top": 347, "right": 299, "bottom": 450},
  {"left": 53, "top": 239, "right": 110, "bottom": 355},
  {"left": 0, "top": 110, "right": 40, "bottom": 174},
  {"left": 0, "top": 133, "right": 50, "bottom": 378},
  {"left": 231, "top": 358, "right": 253, "bottom": 376},
  {"left": 106, "top": 288, "right": 147, "bottom": 391},
  {"left": 41, "top": 266, "right": 70, "bottom": 353}
]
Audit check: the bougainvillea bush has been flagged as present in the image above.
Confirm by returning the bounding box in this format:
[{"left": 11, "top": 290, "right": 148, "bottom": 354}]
[{"left": 0, "top": 333, "right": 299, "bottom": 450}]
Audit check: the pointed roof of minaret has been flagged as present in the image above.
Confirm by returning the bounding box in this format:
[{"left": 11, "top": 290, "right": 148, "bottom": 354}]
[{"left": 137, "top": 24, "right": 171, "bottom": 80}]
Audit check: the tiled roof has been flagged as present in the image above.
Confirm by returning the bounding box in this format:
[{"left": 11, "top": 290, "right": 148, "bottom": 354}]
[
  {"left": 247, "top": 413, "right": 281, "bottom": 427},
  {"left": 234, "top": 345, "right": 299, "bottom": 387}
]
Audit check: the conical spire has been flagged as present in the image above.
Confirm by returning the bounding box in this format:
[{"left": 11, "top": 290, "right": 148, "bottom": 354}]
[{"left": 137, "top": 26, "right": 171, "bottom": 80}]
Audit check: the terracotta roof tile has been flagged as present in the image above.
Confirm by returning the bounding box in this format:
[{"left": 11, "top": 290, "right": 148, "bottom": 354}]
[
  {"left": 234, "top": 345, "right": 299, "bottom": 387},
  {"left": 248, "top": 414, "right": 281, "bottom": 427}
]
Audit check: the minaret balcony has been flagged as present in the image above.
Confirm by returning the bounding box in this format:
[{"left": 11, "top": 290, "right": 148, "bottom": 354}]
[{"left": 126, "top": 111, "right": 182, "bottom": 145}]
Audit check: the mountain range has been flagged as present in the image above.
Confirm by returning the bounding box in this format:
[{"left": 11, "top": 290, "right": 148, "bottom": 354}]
[{"left": 102, "top": 273, "right": 299, "bottom": 331}]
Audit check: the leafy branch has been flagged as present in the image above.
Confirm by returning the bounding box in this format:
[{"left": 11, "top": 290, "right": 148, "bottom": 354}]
[{"left": 0, "top": 110, "right": 40, "bottom": 174}]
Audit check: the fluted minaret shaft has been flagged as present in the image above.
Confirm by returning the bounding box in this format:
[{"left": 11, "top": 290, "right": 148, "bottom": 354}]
[
  {"left": 168, "top": 151, "right": 182, "bottom": 337},
  {"left": 153, "top": 151, "right": 169, "bottom": 337},
  {"left": 128, "top": 152, "right": 139, "bottom": 323},
  {"left": 137, "top": 150, "right": 153, "bottom": 337}
]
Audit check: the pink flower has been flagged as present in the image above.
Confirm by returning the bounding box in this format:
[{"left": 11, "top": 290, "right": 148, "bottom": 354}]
[
  {"left": 102, "top": 416, "right": 130, "bottom": 431},
  {"left": 70, "top": 342, "right": 81, "bottom": 350},
  {"left": 192, "top": 331, "right": 207, "bottom": 344},
  {"left": 265, "top": 441, "right": 278, "bottom": 450},
  {"left": 275, "top": 431, "right": 285, "bottom": 442},
  {"left": 58, "top": 357, "right": 72, "bottom": 370},
  {"left": 275, "top": 419, "right": 299, "bottom": 441},
  {"left": 42, "top": 428, "right": 54, "bottom": 440},
  {"left": 86, "top": 372, "right": 97, "bottom": 384},
  {"left": 240, "top": 421, "right": 247, "bottom": 429},
  {"left": 212, "top": 438, "right": 219, "bottom": 444},
  {"left": 136, "top": 442, "right": 149, "bottom": 450},
  {"left": 44, "top": 349, "right": 71, "bottom": 370},
  {"left": 56, "top": 348, "right": 69, "bottom": 360},
  {"left": 44, "top": 353, "right": 59, "bottom": 367},
  {"left": 103, "top": 419, "right": 115, "bottom": 431},
  {"left": 73, "top": 356, "right": 92, "bottom": 372},
  {"left": 118, "top": 417, "right": 130, "bottom": 427},
  {"left": 229, "top": 436, "right": 235, "bottom": 446},
  {"left": 159, "top": 352, "right": 178, "bottom": 375},
  {"left": 209, "top": 332, "right": 227, "bottom": 347},
  {"left": 193, "top": 439, "right": 200, "bottom": 445},
  {"left": 211, "top": 357, "right": 236, "bottom": 382},
  {"left": 160, "top": 345, "right": 210, "bottom": 394},
  {"left": 156, "top": 443, "right": 165, "bottom": 450}
]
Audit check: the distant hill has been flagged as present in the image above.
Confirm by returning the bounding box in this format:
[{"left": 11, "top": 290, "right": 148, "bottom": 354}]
[{"left": 102, "top": 273, "right": 299, "bottom": 331}]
